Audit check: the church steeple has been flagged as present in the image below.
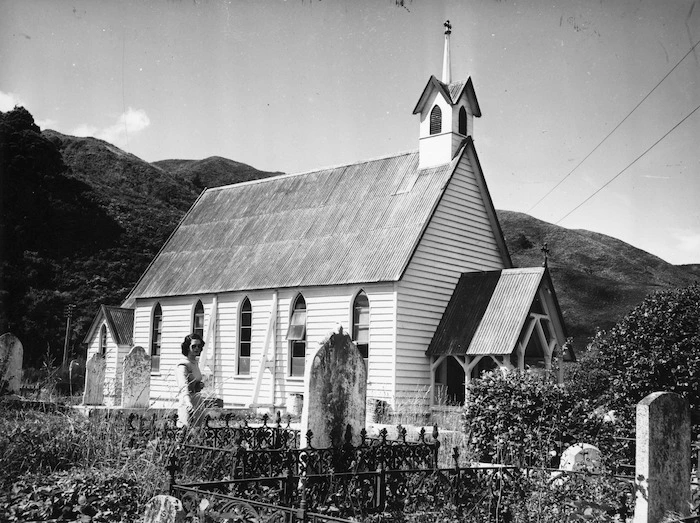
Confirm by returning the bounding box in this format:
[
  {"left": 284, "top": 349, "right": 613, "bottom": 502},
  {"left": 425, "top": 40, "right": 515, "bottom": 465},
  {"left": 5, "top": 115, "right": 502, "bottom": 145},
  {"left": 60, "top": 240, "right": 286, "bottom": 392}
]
[
  {"left": 413, "top": 21, "right": 481, "bottom": 170},
  {"left": 442, "top": 20, "right": 452, "bottom": 84}
]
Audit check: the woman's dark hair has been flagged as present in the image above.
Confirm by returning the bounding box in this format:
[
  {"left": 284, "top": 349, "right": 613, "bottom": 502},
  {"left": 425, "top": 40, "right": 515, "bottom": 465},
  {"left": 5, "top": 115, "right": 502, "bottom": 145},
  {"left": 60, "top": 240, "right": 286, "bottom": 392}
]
[{"left": 181, "top": 333, "right": 205, "bottom": 356}]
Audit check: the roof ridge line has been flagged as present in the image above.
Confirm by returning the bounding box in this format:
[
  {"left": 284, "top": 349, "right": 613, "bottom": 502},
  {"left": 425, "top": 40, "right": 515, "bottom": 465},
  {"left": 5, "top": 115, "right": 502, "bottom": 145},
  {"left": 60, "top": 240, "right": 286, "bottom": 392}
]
[{"left": 206, "top": 150, "right": 419, "bottom": 192}]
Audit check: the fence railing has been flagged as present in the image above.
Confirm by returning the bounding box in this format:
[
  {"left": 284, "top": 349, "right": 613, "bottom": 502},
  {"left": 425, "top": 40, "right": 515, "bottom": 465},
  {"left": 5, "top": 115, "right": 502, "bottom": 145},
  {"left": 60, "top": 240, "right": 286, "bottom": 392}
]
[{"left": 174, "top": 424, "right": 440, "bottom": 483}]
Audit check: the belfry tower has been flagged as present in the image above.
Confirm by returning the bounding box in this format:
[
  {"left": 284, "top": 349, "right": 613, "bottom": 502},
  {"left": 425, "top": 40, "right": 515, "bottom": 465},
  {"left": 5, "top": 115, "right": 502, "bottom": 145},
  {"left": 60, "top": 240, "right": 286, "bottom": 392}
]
[{"left": 413, "top": 21, "right": 481, "bottom": 169}]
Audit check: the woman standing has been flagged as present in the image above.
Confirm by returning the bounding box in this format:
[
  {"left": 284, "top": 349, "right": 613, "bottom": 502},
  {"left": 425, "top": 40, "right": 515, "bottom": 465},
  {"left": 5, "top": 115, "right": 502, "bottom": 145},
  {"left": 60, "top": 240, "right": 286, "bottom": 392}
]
[{"left": 176, "top": 333, "right": 205, "bottom": 427}]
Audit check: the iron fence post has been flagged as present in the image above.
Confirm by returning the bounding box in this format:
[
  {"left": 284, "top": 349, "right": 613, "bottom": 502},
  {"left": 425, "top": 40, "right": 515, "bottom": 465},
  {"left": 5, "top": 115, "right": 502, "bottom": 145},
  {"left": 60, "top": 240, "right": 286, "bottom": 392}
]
[
  {"left": 376, "top": 464, "right": 386, "bottom": 511},
  {"left": 296, "top": 478, "right": 308, "bottom": 523},
  {"left": 166, "top": 454, "right": 179, "bottom": 496}
]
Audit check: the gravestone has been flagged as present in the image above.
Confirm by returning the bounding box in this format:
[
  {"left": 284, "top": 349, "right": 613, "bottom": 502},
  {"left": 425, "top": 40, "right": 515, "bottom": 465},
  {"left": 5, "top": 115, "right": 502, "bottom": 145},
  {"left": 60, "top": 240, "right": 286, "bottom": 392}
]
[
  {"left": 634, "top": 392, "right": 691, "bottom": 523},
  {"left": 121, "top": 346, "right": 151, "bottom": 408},
  {"left": 142, "top": 494, "right": 185, "bottom": 523},
  {"left": 559, "top": 443, "right": 602, "bottom": 473},
  {"left": 301, "top": 324, "right": 367, "bottom": 448},
  {"left": 82, "top": 353, "right": 106, "bottom": 406},
  {"left": 0, "top": 333, "right": 23, "bottom": 394}
]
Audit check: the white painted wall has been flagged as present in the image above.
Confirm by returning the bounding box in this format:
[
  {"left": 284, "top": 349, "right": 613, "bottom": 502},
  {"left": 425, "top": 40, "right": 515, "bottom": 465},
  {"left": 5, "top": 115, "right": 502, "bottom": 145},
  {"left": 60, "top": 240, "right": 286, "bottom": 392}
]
[
  {"left": 133, "top": 282, "right": 397, "bottom": 412},
  {"left": 395, "top": 153, "right": 506, "bottom": 412},
  {"left": 85, "top": 319, "right": 126, "bottom": 406}
]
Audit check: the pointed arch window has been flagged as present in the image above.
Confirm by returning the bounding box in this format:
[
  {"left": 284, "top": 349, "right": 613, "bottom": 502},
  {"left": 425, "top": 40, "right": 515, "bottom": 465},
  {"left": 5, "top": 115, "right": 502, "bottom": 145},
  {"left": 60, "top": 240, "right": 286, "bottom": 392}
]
[
  {"left": 151, "top": 303, "right": 162, "bottom": 373},
  {"left": 238, "top": 297, "right": 252, "bottom": 375},
  {"left": 430, "top": 105, "right": 442, "bottom": 135},
  {"left": 99, "top": 324, "right": 107, "bottom": 357},
  {"left": 193, "top": 300, "right": 204, "bottom": 338},
  {"left": 352, "top": 291, "right": 370, "bottom": 364},
  {"left": 458, "top": 106, "right": 467, "bottom": 135},
  {"left": 287, "top": 294, "right": 306, "bottom": 377}
]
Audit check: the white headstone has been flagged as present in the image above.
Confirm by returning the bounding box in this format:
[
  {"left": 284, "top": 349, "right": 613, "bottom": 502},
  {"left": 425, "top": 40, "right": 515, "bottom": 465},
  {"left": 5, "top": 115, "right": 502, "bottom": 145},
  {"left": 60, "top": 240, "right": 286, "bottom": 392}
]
[
  {"left": 121, "top": 346, "right": 151, "bottom": 408},
  {"left": 559, "top": 443, "right": 602, "bottom": 474},
  {"left": 0, "top": 333, "right": 23, "bottom": 394},
  {"left": 82, "top": 353, "right": 106, "bottom": 406},
  {"left": 143, "top": 495, "right": 185, "bottom": 523},
  {"left": 301, "top": 325, "right": 367, "bottom": 448}
]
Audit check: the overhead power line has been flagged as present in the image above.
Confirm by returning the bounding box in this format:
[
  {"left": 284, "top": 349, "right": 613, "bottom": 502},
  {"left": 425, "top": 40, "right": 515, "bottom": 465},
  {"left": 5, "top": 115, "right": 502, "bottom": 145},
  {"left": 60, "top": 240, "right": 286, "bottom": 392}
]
[
  {"left": 527, "top": 36, "right": 700, "bottom": 214},
  {"left": 554, "top": 101, "right": 700, "bottom": 225}
]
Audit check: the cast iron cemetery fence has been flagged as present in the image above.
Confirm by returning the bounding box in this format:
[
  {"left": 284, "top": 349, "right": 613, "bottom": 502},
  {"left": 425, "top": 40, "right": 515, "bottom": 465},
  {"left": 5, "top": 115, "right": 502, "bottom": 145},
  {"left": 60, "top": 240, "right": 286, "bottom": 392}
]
[
  {"left": 165, "top": 426, "right": 642, "bottom": 523},
  {"left": 106, "top": 410, "right": 300, "bottom": 450}
]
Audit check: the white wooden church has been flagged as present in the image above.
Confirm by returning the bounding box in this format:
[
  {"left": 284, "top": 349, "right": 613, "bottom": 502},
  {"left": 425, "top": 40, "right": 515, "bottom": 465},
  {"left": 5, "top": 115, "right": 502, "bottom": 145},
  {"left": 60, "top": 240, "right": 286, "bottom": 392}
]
[{"left": 85, "top": 23, "right": 569, "bottom": 417}]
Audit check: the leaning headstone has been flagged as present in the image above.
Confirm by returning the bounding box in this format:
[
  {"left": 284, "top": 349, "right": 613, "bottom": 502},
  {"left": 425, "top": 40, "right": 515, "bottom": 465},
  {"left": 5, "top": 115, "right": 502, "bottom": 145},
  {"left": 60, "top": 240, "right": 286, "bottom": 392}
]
[
  {"left": 634, "top": 392, "right": 691, "bottom": 523},
  {"left": 0, "top": 333, "right": 23, "bottom": 394},
  {"left": 82, "top": 353, "right": 106, "bottom": 406},
  {"left": 142, "top": 494, "right": 185, "bottom": 523},
  {"left": 559, "top": 443, "right": 602, "bottom": 473},
  {"left": 121, "top": 346, "right": 151, "bottom": 408},
  {"left": 301, "top": 324, "right": 367, "bottom": 448}
]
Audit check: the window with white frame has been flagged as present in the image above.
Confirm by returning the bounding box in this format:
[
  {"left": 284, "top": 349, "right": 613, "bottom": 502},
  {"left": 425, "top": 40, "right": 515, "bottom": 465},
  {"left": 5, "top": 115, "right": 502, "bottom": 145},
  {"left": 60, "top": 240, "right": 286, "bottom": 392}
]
[
  {"left": 193, "top": 300, "right": 204, "bottom": 338},
  {"left": 287, "top": 294, "right": 306, "bottom": 377},
  {"left": 458, "top": 106, "right": 467, "bottom": 135},
  {"left": 238, "top": 297, "right": 252, "bottom": 375},
  {"left": 151, "top": 303, "right": 162, "bottom": 373},
  {"left": 99, "top": 324, "right": 107, "bottom": 356},
  {"left": 352, "top": 291, "right": 369, "bottom": 366}
]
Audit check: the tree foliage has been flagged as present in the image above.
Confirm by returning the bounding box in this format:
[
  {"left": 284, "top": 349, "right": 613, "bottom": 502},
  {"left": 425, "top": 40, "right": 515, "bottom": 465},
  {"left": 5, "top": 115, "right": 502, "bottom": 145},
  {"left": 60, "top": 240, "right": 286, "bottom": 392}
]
[
  {"left": 0, "top": 107, "right": 123, "bottom": 365},
  {"left": 594, "top": 283, "right": 700, "bottom": 434}
]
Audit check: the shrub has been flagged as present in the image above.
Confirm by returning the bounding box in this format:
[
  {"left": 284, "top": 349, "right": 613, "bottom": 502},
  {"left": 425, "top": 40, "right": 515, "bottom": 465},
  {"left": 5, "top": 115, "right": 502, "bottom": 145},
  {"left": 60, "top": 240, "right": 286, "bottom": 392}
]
[{"left": 462, "top": 371, "right": 622, "bottom": 468}]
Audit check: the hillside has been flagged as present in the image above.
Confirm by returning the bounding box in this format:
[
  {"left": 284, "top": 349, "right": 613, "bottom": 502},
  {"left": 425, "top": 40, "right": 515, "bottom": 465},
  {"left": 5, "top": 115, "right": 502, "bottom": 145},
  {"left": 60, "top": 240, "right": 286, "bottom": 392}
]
[
  {"left": 498, "top": 210, "right": 698, "bottom": 343},
  {"left": 2, "top": 107, "right": 697, "bottom": 364}
]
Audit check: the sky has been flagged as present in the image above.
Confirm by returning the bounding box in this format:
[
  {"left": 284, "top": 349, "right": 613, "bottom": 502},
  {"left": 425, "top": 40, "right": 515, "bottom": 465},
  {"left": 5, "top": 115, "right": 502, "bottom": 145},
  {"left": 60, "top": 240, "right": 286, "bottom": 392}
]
[{"left": 1, "top": 0, "right": 699, "bottom": 265}]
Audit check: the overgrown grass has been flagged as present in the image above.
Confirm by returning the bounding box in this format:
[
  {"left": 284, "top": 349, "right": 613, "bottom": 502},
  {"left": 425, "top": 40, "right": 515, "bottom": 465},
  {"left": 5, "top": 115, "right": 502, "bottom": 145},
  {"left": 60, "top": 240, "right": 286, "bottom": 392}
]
[{"left": 0, "top": 402, "right": 172, "bottom": 522}]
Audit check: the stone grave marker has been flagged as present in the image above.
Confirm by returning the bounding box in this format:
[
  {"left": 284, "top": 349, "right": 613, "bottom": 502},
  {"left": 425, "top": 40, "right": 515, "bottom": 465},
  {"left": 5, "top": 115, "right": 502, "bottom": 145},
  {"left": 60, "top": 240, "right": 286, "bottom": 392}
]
[
  {"left": 0, "top": 332, "right": 23, "bottom": 395},
  {"left": 82, "top": 353, "right": 106, "bottom": 406},
  {"left": 301, "top": 324, "right": 367, "bottom": 448},
  {"left": 559, "top": 443, "right": 602, "bottom": 473},
  {"left": 121, "top": 346, "right": 151, "bottom": 408},
  {"left": 143, "top": 494, "right": 185, "bottom": 523},
  {"left": 634, "top": 391, "right": 691, "bottom": 523}
]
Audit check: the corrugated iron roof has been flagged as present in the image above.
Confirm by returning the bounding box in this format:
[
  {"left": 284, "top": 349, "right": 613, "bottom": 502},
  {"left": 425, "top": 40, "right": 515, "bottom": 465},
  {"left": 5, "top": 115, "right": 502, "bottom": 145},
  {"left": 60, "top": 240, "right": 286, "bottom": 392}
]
[
  {"left": 104, "top": 306, "right": 134, "bottom": 346},
  {"left": 83, "top": 305, "right": 134, "bottom": 346},
  {"left": 426, "top": 267, "right": 546, "bottom": 357},
  {"left": 128, "top": 151, "right": 460, "bottom": 299}
]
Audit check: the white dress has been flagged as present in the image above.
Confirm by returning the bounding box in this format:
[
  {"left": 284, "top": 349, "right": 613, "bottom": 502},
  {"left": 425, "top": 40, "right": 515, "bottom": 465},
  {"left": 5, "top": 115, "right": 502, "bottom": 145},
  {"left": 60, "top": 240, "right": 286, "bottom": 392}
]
[{"left": 175, "top": 356, "right": 203, "bottom": 427}]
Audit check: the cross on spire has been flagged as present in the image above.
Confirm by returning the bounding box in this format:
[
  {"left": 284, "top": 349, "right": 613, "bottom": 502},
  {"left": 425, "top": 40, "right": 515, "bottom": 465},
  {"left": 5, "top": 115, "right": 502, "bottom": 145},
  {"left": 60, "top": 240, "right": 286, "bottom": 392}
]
[
  {"left": 442, "top": 20, "right": 452, "bottom": 84},
  {"left": 541, "top": 242, "right": 550, "bottom": 267}
]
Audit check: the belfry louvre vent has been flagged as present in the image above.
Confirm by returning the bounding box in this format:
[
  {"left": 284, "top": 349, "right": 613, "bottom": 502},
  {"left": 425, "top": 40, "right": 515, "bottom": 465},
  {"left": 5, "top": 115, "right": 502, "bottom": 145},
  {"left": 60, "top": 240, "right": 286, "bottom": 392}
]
[{"left": 430, "top": 105, "right": 442, "bottom": 135}]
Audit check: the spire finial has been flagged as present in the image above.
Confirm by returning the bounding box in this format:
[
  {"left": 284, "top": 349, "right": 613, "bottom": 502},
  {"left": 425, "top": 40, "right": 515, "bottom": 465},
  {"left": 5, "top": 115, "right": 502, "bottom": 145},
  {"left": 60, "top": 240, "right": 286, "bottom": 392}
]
[
  {"left": 442, "top": 20, "right": 452, "bottom": 84},
  {"left": 541, "top": 242, "right": 550, "bottom": 267}
]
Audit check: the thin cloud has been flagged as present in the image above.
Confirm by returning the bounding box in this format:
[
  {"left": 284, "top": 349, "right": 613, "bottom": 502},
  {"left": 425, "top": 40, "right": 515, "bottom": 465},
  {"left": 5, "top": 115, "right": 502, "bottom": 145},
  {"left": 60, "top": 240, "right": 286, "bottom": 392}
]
[
  {"left": 35, "top": 118, "right": 58, "bottom": 130},
  {"left": 675, "top": 231, "right": 700, "bottom": 257},
  {"left": 97, "top": 108, "right": 150, "bottom": 145},
  {"left": 73, "top": 108, "right": 151, "bottom": 147},
  {"left": 0, "top": 90, "right": 25, "bottom": 112},
  {"left": 72, "top": 123, "right": 99, "bottom": 137}
]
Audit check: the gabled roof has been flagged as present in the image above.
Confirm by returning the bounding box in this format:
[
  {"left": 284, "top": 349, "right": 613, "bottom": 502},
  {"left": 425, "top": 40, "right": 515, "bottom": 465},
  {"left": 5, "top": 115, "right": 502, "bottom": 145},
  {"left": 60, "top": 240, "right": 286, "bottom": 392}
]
[
  {"left": 426, "top": 267, "right": 567, "bottom": 357},
  {"left": 126, "top": 150, "right": 471, "bottom": 299},
  {"left": 412, "top": 76, "right": 481, "bottom": 117},
  {"left": 83, "top": 305, "right": 134, "bottom": 346}
]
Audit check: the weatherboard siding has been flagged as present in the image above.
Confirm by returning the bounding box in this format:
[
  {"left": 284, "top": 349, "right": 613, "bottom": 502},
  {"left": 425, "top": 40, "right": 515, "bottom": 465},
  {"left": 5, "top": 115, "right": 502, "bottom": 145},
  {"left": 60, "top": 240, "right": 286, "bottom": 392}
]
[
  {"left": 395, "top": 156, "right": 505, "bottom": 410},
  {"left": 132, "top": 283, "right": 397, "bottom": 410}
]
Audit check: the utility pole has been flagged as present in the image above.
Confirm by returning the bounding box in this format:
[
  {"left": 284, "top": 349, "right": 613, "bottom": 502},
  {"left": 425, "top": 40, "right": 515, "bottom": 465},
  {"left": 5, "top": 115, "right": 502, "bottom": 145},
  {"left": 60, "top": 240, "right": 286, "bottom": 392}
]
[{"left": 62, "top": 304, "right": 75, "bottom": 368}]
